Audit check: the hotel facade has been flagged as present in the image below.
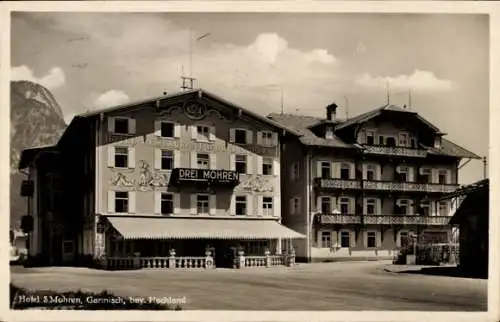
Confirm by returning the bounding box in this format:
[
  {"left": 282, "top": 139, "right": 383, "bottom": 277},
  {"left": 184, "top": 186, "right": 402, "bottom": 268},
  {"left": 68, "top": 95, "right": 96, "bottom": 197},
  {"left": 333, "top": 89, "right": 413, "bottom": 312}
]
[
  {"left": 269, "top": 103, "right": 480, "bottom": 262},
  {"left": 19, "top": 89, "right": 305, "bottom": 269}
]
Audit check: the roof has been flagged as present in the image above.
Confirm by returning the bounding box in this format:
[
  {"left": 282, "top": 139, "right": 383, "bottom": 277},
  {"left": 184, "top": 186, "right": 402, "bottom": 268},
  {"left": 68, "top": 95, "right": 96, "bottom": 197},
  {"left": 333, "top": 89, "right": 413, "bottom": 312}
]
[
  {"left": 18, "top": 144, "right": 58, "bottom": 170},
  {"left": 71, "top": 88, "right": 301, "bottom": 137},
  {"left": 448, "top": 179, "right": 489, "bottom": 225},
  {"left": 334, "top": 104, "right": 442, "bottom": 133},
  {"left": 440, "top": 178, "right": 489, "bottom": 201},
  {"left": 106, "top": 217, "right": 306, "bottom": 240},
  {"left": 267, "top": 113, "right": 357, "bottom": 149}
]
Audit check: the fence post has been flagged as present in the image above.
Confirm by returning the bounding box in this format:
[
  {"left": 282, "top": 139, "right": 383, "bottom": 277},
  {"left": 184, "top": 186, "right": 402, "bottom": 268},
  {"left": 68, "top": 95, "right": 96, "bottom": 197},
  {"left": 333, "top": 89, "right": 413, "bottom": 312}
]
[
  {"left": 287, "top": 247, "right": 296, "bottom": 267},
  {"left": 169, "top": 249, "right": 176, "bottom": 269},
  {"left": 265, "top": 248, "right": 271, "bottom": 267},
  {"left": 205, "top": 249, "right": 214, "bottom": 269},
  {"left": 237, "top": 249, "right": 245, "bottom": 269},
  {"left": 133, "top": 252, "right": 140, "bottom": 269}
]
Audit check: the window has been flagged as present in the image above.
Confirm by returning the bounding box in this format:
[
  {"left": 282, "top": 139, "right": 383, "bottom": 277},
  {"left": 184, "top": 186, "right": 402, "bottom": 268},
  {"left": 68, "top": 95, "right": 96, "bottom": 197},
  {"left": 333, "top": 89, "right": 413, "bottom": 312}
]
[
  {"left": 386, "top": 137, "right": 396, "bottom": 147},
  {"left": 325, "top": 128, "right": 334, "bottom": 140},
  {"left": 398, "top": 200, "right": 409, "bottom": 215},
  {"left": 114, "top": 147, "right": 128, "bottom": 168},
  {"left": 366, "top": 130, "right": 375, "bottom": 145},
  {"left": 439, "top": 201, "right": 448, "bottom": 216},
  {"left": 161, "top": 122, "right": 174, "bottom": 138},
  {"left": 197, "top": 195, "right": 210, "bottom": 215},
  {"left": 366, "top": 199, "right": 376, "bottom": 215},
  {"left": 438, "top": 170, "right": 447, "bottom": 184},
  {"left": 366, "top": 164, "right": 376, "bottom": 181},
  {"left": 260, "top": 131, "right": 273, "bottom": 146},
  {"left": 197, "top": 153, "right": 210, "bottom": 169},
  {"left": 400, "top": 231, "right": 409, "bottom": 248},
  {"left": 321, "top": 231, "right": 331, "bottom": 248},
  {"left": 399, "top": 132, "right": 409, "bottom": 147},
  {"left": 114, "top": 118, "right": 129, "bottom": 134},
  {"left": 420, "top": 169, "right": 431, "bottom": 183},
  {"left": 340, "top": 163, "right": 350, "bottom": 180},
  {"left": 262, "top": 157, "right": 273, "bottom": 175},
  {"left": 234, "top": 129, "right": 247, "bottom": 144},
  {"left": 340, "top": 231, "right": 350, "bottom": 248},
  {"left": 321, "top": 197, "right": 331, "bottom": 214},
  {"left": 161, "top": 150, "right": 173, "bottom": 170},
  {"left": 367, "top": 232, "right": 376, "bottom": 248},
  {"left": 115, "top": 191, "right": 128, "bottom": 213},
  {"left": 434, "top": 137, "right": 442, "bottom": 148},
  {"left": 339, "top": 197, "right": 350, "bottom": 215},
  {"left": 235, "top": 196, "right": 247, "bottom": 216},
  {"left": 262, "top": 197, "right": 273, "bottom": 216},
  {"left": 419, "top": 202, "right": 431, "bottom": 216},
  {"left": 235, "top": 155, "right": 247, "bottom": 174},
  {"left": 321, "top": 161, "right": 331, "bottom": 179},
  {"left": 161, "top": 193, "right": 173, "bottom": 215},
  {"left": 197, "top": 125, "right": 210, "bottom": 141},
  {"left": 398, "top": 167, "right": 409, "bottom": 182},
  {"left": 410, "top": 138, "right": 417, "bottom": 148}
]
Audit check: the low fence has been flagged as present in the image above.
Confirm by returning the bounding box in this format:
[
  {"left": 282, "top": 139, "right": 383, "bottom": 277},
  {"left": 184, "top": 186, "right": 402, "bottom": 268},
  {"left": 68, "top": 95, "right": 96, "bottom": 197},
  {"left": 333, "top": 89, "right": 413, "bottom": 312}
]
[
  {"left": 393, "top": 243, "right": 459, "bottom": 265},
  {"left": 104, "top": 249, "right": 296, "bottom": 270}
]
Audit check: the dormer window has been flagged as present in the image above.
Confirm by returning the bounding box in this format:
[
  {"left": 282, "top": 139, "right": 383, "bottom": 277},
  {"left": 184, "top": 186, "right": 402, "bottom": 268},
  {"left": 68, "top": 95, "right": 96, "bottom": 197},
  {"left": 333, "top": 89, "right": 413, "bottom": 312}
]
[
  {"left": 434, "top": 137, "right": 442, "bottom": 149},
  {"left": 325, "top": 127, "right": 334, "bottom": 140},
  {"left": 399, "top": 132, "right": 409, "bottom": 147},
  {"left": 366, "top": 130, "right": 375, "bottom": 145}
]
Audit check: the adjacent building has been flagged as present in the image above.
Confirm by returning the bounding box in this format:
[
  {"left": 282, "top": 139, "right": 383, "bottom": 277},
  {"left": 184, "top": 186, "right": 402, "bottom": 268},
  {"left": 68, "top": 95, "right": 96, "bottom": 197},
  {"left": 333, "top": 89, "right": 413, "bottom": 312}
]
[
  {"left": 269, "top": 103, "right": 480, "bottom": 262},
  {"left": 18, "top": 89, "right": 305, "bottom": 268}
]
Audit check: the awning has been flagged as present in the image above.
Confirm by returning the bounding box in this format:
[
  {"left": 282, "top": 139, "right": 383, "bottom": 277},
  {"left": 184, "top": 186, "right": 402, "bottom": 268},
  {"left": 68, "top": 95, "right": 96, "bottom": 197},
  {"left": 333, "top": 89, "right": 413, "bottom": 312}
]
[{"left": 106, "top": 217, "right": 306, "bottom": 240}]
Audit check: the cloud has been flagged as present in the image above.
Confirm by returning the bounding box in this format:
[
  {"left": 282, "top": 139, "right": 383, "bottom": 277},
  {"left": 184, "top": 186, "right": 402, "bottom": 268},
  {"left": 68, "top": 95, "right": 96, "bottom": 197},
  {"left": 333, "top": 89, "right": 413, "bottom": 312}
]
[
  {"left": 92, "top": 90, "right": 130, "bottom": 109},
  {"left": 11, "top": 65, "right": 66, "bottom": 89},
  {"left": 356, "top": 40, "right": 366, "bottom": 54},
  {"left": 355, "top": 69, "right": 454, "bottom": 92}
]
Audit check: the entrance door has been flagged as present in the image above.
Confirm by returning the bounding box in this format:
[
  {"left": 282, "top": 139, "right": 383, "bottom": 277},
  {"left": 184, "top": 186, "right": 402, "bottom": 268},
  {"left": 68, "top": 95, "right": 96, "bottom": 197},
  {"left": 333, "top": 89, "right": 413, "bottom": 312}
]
[
  {"left": 212, "top": 240, "right": 235, "bottom": 268},
  {"left": 62, "top": 239, "right": 75, "bottom": 264}
]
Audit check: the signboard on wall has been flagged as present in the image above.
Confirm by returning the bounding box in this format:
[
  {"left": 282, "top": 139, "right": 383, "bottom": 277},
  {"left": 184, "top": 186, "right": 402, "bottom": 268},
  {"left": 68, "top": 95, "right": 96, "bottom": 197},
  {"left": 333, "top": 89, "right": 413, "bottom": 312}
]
[{"left": 171, "top": 168, "right": 240, "bottom": 187}]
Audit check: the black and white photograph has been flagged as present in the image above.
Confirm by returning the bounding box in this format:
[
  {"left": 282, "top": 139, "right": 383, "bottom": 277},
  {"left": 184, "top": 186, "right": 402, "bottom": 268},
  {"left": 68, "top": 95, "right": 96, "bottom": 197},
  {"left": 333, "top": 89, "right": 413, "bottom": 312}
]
[{"left": 3, "top": 1, "right": 498, "bottom": 321}]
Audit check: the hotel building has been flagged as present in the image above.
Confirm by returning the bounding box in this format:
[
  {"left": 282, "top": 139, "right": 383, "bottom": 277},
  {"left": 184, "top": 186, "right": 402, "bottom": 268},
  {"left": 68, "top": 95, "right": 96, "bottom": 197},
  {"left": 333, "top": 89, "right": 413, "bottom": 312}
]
[
  {"left": 268, "top": 103, "right": 480, "bottom": 262},
  {"left": 19, "top": 89, "right": 305, "bottom": 268}
]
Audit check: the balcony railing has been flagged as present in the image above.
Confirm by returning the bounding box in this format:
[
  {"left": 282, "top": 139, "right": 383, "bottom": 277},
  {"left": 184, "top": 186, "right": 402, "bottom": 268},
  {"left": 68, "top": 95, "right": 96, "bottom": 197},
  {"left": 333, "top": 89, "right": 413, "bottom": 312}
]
[
  {"left": 320, "top": 214, "right": 451, "bottom": 225},
  {"left": 315, "top": 178, "right": 458, "bottom": 193},
  {"left": 362, "top": 145, "right": 427, "bottom": 158},
  {"left": 362, "top": 181, "right": 458, "bottom": 193}
]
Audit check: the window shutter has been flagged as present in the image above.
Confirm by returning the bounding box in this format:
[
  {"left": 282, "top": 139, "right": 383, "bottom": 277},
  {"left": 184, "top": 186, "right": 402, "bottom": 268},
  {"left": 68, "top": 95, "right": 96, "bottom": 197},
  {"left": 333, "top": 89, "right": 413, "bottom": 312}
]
[
  {"left": 396, "top": 232, "right": 402, "bottom": 248},
  {"left": 154, "top": 149, "right": 161, "bottom": 170},
  {"left": 154, "top": 121, "right": 161, "bottom": 137},
  {"left": 190, "top": 152, "right": 197, "bottom": 168},
  {"left": 273, "top": 195, "right": 280, "bottom": 218},
  {"left": 173, "top": 194, "right": 181, "bottom": 214},
  {"left": 349, "top": 230, "right": 356, "bottom": 248},
  {"left": 209, "top": 153, "right": 217, "bottom": 170},
  {"left": 129, "top": 191, "right": 136, "bottom": 214},
  {"left": 256, "top": 156, "right": 263, "bottom": 175},
  {"left": 154, "top": 191, "right": 161, "bottom": 214},
  {"left": 349, "top": 198, "right": 355, "bottom": 214},
  {"left": 190, "top": 194, "right": 197, "bottom": 215},
  {"left": 229, "top": 129, "right": 236, "bottom": 143},
  {"left": 107, "top": 191, "right": 115, "bottom": 213},
  {"left": 209, "top": 194, "right": 217, "bottom": 215},
  {"left": 272, "top": 132, "right": 278, "bottom": 146},
  {"left": 229, "top": 154, "right": 236, "bottom": 171},
  {"left": 173, "top": 151, "right": 181, "bottom": 169},
  {"left": 409, "top": 167, "right": 415, "bottom": 182},
  {"left": 376, "top": 231, "right": 382, "bottom": 248},
  {"left": 349, "top": 163, "right": 356, "bottom": 179},
  {"left": 377, "top": 198, "right": 382, "bottom": 215},
  {"left": 128, "top": 147, "right": 135, "bottom": 169},
  {"left": 230, "top": 195, "right": 235, "bottom": 216},
  {"left": 257, "top": 196, "right": 263, "bottom": 215},
  {"left": 377, "top": 164, "right": 382, "bottom": 180},
  {"left": 316, "top": 161, "right": 322, "bottom": 178},
  {"left": 129, "top": 118, "right": 136, "bottom": 134},
  {"left": 174, "top": 124, "right": 182, "bottom": 138},
  {"left": 362, "top": 164, "right": 367, "bottom": 180},
  {"left": 431, "top": 169, "right": 438, "bottom": 184},
  {"left": 247, "top": 195, "right": 253, "bottom": 216},
  {"left": 108, "top": 117, "right": 115, "bottom": 133},
  {"left": 246, "top": 155, "right": 253, "bottom": 174},
  {"left": 290, "top": 198, "right": 296, "bottom": 215},
  {"left": 108, "top": 146, "right": 115, "bottom": 168},
  {"left": 331, "top": 196, "right": 337, "bottom": 212},
  {"left": 332, "top": 162, "right": 340, "bottom": 179},
  {"left": 191, "top": 125, "right": 197, "bottom": 140},
  {"left": 246, "top": 130, "right": 253, "bottom": 145},
  {"left": 257, "top": 131, "right": 263, "bottom": 146},
  {"left": 209, "top": 126, "right": 216, "bottom": 141},
  {"left": 317, "top": 230, "right": 322, "bottom": 248},
  {"left": 363, "top": 231, "right": 368, "bottom": 248},
  {"left": 447, "top": 170, "right": 452, "bottom": 184},
  {"left": 363, "top": 198, "right": 367, "bottom": 214},
  {"left": 331, "top": 231, "right": 338, "bottom": 247},
  {"left": 273, "top": 159, "right": 280, "bottom": 176},
  {"left": 316, "top": 196, "right": 322, "bottom": 213}
]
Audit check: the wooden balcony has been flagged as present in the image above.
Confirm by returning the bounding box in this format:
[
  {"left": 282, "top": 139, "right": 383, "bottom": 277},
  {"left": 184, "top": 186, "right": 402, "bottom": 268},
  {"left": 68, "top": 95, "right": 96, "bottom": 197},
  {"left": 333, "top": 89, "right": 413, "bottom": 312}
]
[
  {"left": 362, "top": 181, "right": 459, "bottom": 193},
  {"left": 320, "top": 214, "right": 451, "bottom": 225},
  {"left": 314, "top": 178, "right": 362, "bottom": 190},
  {"left": 362, "top": 145, "right": 427, "bottom": 158}
]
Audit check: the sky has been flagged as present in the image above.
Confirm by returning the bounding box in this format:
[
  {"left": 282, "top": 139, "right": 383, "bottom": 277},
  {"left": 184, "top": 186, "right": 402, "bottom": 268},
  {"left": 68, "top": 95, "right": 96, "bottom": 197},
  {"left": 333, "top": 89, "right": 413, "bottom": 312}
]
[{"left": 10, "top": 12, "right": 489, "bottom": 184}]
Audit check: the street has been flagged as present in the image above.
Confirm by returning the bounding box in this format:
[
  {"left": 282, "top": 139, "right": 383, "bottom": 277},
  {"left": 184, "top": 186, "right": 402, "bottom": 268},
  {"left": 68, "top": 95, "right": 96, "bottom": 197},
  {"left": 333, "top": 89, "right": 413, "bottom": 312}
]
[{"left": 10, "top": 261, "right": 487, "bottom": 311}]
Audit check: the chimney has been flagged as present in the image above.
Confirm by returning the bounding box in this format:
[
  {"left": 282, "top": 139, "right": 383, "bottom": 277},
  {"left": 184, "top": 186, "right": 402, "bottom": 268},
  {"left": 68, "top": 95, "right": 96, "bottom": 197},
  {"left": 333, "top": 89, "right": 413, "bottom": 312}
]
[{"left": 326, "top": 103, "right": 338, "bottom": 121}]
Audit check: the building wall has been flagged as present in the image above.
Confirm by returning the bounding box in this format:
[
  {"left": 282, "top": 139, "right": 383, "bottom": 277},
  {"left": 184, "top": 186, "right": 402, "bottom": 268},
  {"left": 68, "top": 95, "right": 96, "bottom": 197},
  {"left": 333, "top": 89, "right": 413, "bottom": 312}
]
[{"left": 96, "top": 105, "right": 282, "bottom": 220}]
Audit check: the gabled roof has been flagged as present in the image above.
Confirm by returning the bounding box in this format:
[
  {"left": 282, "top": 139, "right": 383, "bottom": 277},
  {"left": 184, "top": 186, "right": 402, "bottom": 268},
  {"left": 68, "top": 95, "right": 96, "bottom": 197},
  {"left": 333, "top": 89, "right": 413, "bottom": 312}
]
[
  {"left": 447, "top": 178, "right": 489, "bottom": 225},
  {"left": 334, "top": 104, "right": 442, "bottom": 134},
  {"left": 267, "top": 113, "right": 357, "bottom": 149},
  {"left": 18, "top": 144, "right": 58, "bottom": 170}
]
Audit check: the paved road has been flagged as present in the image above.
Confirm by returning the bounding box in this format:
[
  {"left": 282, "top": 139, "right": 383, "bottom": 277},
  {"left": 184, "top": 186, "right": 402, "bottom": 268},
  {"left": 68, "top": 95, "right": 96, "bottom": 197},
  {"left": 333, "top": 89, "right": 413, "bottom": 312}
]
[{"left": 10, "top": 261, "right": 487, "bottom": 311}]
